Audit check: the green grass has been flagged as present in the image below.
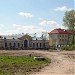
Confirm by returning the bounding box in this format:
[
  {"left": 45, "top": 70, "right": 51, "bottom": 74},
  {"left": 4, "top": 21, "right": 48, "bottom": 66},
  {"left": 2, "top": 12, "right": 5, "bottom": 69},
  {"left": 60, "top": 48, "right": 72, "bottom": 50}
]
[{"left": 0, "top": 56, "right": 51, "bottom": 75}]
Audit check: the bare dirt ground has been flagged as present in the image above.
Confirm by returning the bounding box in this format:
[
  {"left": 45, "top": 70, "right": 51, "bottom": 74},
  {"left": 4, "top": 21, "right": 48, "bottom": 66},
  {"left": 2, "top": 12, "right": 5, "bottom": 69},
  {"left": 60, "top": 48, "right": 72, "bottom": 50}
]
[{"left": 0, "top": 50, "right": 75, "bottom": 75}]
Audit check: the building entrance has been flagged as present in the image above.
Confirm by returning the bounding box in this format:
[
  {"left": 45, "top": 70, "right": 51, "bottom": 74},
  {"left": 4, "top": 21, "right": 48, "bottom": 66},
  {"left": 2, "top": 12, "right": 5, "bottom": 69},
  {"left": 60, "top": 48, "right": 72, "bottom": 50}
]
[{"left": 24, "top": 40, "right": 28, "bottom": 48}]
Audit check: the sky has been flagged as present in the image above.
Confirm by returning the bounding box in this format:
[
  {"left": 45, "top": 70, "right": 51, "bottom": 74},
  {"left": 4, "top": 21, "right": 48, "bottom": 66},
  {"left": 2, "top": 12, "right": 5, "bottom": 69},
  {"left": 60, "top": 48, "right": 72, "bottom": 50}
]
[{"left": 0, "top": 0, "right": 74, "bottom": 35}]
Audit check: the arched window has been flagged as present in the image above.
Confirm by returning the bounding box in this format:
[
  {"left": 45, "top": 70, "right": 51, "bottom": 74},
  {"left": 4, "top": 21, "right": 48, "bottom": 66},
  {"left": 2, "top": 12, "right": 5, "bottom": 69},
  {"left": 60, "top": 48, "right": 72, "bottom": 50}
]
[
  {"left": 4, "top": 37, "right": 6, "bottom": 39},
  {"left": 43, "top": 43, "right": 45, "bottom": 47},
  {"left": 40, "top": 43, "right": 41, "bottom": 47},
  {"left": 5, "top": 42, "right": 7, "bottom": 47},
  {"left": 18, "top": 43, "right": 20, "bottom": 47},
  {"left": 37, "top": 43, "right": 38, "bottom": 47},
  {"left": 13, "top": 37, "right": 15, "bottom": 40},
  {"left": 9, "top": 43, "right": 11, "bottom": 46},
  {"left": 22, "top": 44, "right": 23, "bottom": 47},
  {"left": 33, "top": 43, "right": 35, "bottom": 47},
  {"left": 24, "top": 40, "right": 28, "bottom": 48}
]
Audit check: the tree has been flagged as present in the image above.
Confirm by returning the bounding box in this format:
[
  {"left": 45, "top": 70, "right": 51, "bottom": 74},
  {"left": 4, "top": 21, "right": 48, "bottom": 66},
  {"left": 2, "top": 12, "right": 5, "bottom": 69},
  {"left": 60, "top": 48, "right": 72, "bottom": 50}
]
[{"left": 63, "top": 10, "right": 75, "bottom": 45}]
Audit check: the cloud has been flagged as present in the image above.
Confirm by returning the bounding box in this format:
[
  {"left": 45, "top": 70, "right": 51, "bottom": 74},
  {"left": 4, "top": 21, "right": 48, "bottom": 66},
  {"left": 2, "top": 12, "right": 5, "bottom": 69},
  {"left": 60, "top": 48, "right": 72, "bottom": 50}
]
[
  {"left": 54, "top": 6, "right": 73, "bottom": 12},
  {"left": 39, "top": 20, "right": 65, "bottom": 31},
  {"left": 18, "top": 12, "right": 34, "bottom": 18},
  {"left": 5, "top": 24, "right": 46, "bottom": 35},
  {"left": 0, "top": 23, "right": 65, "bottom": 35},
  {"left": 39, "top": 20, "right": 58, "bottom": 26},
  {"left": 13, "top": 24, "right": 21, "bottom": 27}
]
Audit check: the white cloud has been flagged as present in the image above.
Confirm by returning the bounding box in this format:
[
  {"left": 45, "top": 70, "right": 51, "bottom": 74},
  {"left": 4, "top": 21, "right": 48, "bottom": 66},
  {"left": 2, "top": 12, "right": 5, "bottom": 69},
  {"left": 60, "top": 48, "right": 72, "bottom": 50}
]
[
  {"left": 5, "top": 24, "right": 46, "bottom": 35},
  {"left": 39, "top": 20, "right": 65, "bottom": 32},
  {"left": 39, "top": 20, "right": 58, "bottom": 26},
  {"left": 0, "top": 23, "right": 65, "bottom": 35},
  {"left": 13, "top": 24, "right": 21, "bottom": 27},
  {"left": 54, "top": 6, "right": 73, "bottom": 12},
  {"left": 18, "top": 12, "right": 34, "bottom": 18}
]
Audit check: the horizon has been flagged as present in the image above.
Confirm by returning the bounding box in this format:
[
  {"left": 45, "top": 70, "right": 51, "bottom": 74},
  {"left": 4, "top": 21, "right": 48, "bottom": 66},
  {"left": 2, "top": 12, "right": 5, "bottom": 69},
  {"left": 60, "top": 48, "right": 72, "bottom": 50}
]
[{"left": 0, "top": 0, "right": 74, "bottom": 35}]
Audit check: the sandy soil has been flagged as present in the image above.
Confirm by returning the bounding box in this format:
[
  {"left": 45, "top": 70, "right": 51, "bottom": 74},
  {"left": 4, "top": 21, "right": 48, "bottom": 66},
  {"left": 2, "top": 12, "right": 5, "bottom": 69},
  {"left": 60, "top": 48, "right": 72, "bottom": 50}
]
[{"left": 0, "top": 50, "right": 75, "bottom": 75}]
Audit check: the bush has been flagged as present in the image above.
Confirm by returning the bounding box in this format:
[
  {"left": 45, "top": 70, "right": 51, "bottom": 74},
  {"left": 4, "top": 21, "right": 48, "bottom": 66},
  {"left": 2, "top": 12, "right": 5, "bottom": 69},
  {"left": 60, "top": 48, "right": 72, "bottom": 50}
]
[
  {"left": 70, "top": 45, "right": 75, "bottom": 50},
  {"left": 61, "top": 45, "right": 75, "bottom": 51}
]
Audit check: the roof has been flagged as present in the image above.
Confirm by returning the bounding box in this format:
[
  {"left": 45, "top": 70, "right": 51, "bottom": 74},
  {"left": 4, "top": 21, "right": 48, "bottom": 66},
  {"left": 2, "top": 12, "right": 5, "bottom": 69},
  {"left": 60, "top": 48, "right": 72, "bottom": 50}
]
[
  {"left": 32, "top": 37, "right": 43, "bottom": 40},
  {"left": 49, "top": 28, "right": 72, "bottom": 34},
  {"left": 0, "top": 35, "right": 18, "bottom": 39},
  {"left": 0, "top": 35, "right": 48, "bottom": 40}
]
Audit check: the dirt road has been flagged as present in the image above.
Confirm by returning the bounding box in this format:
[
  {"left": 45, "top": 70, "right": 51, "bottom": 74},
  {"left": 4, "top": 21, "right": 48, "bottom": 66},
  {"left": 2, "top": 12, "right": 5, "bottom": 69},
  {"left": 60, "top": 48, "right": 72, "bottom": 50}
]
[
  {"left": 0, "top": 50, "right": 75, "bottom": 75},
  {"left": 28, "top": 50, "right": 75, "bottom": 75}
]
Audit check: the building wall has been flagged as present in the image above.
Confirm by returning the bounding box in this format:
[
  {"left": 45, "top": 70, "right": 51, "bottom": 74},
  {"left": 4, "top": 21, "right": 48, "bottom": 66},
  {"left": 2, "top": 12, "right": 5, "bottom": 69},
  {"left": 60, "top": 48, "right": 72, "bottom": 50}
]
[
  {"left": 49, "top": 34, "right": 53, "bottom": 46},
  {"left": 49, "top": 33, "right": 70, "bottom": 48},
  {"left": 0, "top": 35, "right": 49, "bottom": 49},
  {"left": 59, "top": 34, "right": 69, "bottom": 45},
  {"left": 49, "top": 34, "right": 58, "bottom": 46},
  {"left": 31, "top": 40, "right": 49, "bottom": 49},
  {"left": 0, "top": 39, "right": 22, "bottom": 49}
]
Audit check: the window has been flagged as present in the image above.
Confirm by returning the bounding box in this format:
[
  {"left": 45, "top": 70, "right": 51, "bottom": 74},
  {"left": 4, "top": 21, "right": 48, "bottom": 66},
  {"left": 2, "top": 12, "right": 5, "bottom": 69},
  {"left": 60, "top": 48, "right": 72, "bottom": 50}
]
[
  {"left": 33, "top": 43, "right": 35, "bottom": 47},
  {"left": 62, "top": 35, "right": 64, "bottom": 37},
  {"left": 13, "top": 37, "right": 15, "bottom": 40},
  {"left": 18, "top": 43, "right": 20, "bottom": 47},
  {"left": 43, "top": 43, "right": 45, "bottom": 47},
  {"left": 60, "top": 39, "right": 61, "bottom": 41},
  {"left": 60, "top": 35, "right": 61, "bottom": 37},
  {"left": 40, "top": 43, "right": 41, "bottom": 47},
  {"left": 65, "top": 35, "right": 67, "bottom": 38},
  {"left": 37, "top": 43, "right": 38, "bottom": 47},
  {"left": 65, "top": 39, "right": 67, "bottom": 42},
  {"left": 22, "top": 44, "right": 23, "bottom": 47},
  {"left": 5, "top": 42, "right": 7, "bottom": 47},
  {"left": 9, "top": 43, "right": 11, "bottom": 46},
  {"left": 4, "top": 37, "right": 6, "bottom": 39},
  {"left": 36, "top": 38, "right": 37, "bottom": 40}
]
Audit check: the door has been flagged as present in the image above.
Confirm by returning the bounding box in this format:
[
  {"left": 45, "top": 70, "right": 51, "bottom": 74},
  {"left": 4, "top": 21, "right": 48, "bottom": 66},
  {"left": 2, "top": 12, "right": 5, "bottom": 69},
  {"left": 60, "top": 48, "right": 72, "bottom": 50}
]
[{"left": 24, "top": 40, "right": 28, "bottom": 48}]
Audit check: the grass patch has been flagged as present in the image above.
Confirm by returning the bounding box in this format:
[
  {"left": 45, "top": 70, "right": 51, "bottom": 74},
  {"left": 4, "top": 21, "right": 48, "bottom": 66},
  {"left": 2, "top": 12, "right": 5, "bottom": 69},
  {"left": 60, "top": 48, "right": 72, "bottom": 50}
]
[{"left": 0, "top": 55, "right": 51, "bottom": 75}]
